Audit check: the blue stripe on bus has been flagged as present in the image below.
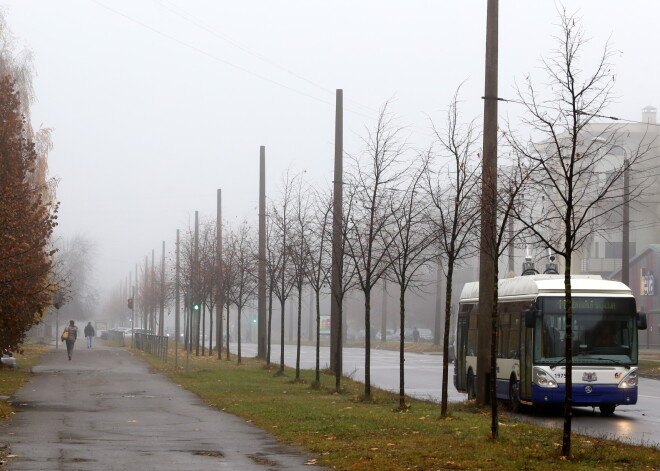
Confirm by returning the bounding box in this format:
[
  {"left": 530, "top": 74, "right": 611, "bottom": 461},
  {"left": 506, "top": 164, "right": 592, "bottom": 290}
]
[{"left": 530, "top": 384, "right": 637, "bottom": 406}]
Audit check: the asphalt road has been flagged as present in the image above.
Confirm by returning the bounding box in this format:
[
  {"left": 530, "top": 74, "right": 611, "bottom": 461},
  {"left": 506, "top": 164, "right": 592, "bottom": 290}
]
[
  {"left": 2, "top": 343, "right": 328, "bottom": 471},
  {"left": 235, "top": 342, "right": 660, "bottom": 447}
]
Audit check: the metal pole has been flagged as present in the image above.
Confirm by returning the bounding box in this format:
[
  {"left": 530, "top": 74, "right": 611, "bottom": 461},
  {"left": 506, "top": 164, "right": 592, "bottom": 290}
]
[
  {"left": 144, "top": 256, "right": 148, "bottom": 331},
  {"left": 217, "top": 190, "right": 224, "bottom": 359},
  {"left": 160, "top": 241, "right": 165, "bottom": 336},
  {"left": 134, "top": 264, "right": 138, "bottom": 347},
  {"left": 478, "top": 0, "right": 498, "bottom": 405},
  {"left": 175, "top": 229, "right": 180, "bottom": 367},
  {"left": 194, "top": 211, "right": 200, "bottom": 356},
  {"left": 258, "top": 147, "right": 267, "bottom": 358},
  {"left": 622, "top": 159, "right": 630, "bottom": 286},
  {"left": 330, "top": 89, "right": 344, "bottom": 375}
]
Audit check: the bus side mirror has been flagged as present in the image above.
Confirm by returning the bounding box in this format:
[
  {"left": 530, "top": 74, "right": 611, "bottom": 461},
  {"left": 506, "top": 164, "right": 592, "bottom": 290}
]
[
  {"left": 524, "top": 308, "right": 537, "bottom": 328},
  {"left": 637, "top": 312, "right": 647, "bottom": 330}
]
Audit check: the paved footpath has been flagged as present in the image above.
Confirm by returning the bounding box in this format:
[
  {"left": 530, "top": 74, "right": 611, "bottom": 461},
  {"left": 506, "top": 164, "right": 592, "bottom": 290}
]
[{"left": 2, "top": 343, "right": 328, "bottom": 471}]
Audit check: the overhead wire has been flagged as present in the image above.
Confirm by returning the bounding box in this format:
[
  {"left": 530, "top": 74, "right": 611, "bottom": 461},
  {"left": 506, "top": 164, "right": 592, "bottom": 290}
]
[
  {"left": 88, "top": 0, "right": 376, "bottom": 120},
  {"left": 159, "top": 0, "right": 378, "bottom": 117},
  {"left": 483, "top": 95, "right": 660, "bottom": 127}
]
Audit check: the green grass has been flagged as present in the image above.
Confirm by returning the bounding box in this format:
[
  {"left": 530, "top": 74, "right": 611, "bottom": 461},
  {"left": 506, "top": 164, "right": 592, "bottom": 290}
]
[
  {"left": 638, "top": 359, "right": 660, "bottom": 376},
  {"left": 132, "top": 348, "right": 660, "bottom": 471},
  {"left": 0, "top": 344, "right": 48, "bottom": 419}
]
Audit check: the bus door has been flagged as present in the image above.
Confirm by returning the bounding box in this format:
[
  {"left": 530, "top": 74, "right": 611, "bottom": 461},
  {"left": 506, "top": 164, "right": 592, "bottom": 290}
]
[
  {"left": 519, "top": 313, "right": 533, "bottom": 400},
  {"left": 455, "top": 304, "right": 473, "bottom": 391}
]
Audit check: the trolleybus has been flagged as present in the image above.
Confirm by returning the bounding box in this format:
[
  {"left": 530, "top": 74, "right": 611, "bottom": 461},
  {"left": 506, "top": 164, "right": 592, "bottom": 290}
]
[{"left": 453, "top": 274, "right": 647, "bottom": 415}]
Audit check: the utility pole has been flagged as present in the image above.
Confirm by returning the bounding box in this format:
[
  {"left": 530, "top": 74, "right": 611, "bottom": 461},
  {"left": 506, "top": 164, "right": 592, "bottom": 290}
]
[
  {"left": 217, "top": 189, "right": 224, "bottom": 360},
  {"left": 134, "top": 264, "right": 138, "bottom": 337},
  {"left": 194, "top": 210, "right": 200, "bottom": 356},
  {"left": 257, "top": 147, "right": 267, "bottom": 358},
  {"left": 330, "top": 89, "right": 344, "bottom": 377},
  {"left": 151, "top": 249, "right": 156, "bottom": 333},
  {"left": 160, "top": 241, "right": 165, "bottom": 336},
  {"left": 478, "top": 0, "right": 498, "bottom": 406},
  {"left": 144, "top": 256, "right": 149, "bottom": 331},
  {"left": 175, "top": 229, "right": 180, "bottom": 367},
  {"left": 622, "top": 160, "right": 630, "bottom": 286}
]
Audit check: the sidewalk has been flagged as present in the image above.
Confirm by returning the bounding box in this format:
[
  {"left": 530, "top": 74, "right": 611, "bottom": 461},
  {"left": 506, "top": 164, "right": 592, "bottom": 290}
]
[{"left": 1, "top": 343, "right": 327, "bottom": 470}]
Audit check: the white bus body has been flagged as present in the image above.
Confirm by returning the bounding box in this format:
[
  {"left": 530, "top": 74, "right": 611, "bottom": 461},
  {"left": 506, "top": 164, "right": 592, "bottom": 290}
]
[{"left": 453, "top": 275, "right": 647, "bottom": 415}]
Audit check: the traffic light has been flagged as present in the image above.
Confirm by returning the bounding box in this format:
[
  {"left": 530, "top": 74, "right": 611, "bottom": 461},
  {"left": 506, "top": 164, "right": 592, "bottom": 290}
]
[
  {"left": 193, "top": 303, "right": 200, "bottom": 311},
  {"left": 128, "top": 298, "right": 134, "bottom": 310}
]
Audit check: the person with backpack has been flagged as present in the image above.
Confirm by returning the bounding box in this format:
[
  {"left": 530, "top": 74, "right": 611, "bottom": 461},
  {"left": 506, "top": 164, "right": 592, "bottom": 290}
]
[{"left": 61, "top": 320, "right": 78, "bottom": 360}]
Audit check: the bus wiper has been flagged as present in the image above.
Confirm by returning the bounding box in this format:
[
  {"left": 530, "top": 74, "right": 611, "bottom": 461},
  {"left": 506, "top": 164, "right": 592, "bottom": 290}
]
[
  {"left": 590, "top": 357, "right": 630, "bottom": 368},
  {"left": 550, "top": 357, "right": 566, "bottom": 370}
]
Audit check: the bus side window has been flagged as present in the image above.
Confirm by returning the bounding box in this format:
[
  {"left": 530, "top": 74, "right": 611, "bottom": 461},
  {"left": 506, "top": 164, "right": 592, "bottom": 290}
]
[
  {"left": 498, "top": 312, "right": 510, "bottom": 359},
  {"left": 467, "top": 309, "right": 478, "bottom": 356},
  {"left": 508, "top": 312, "right": 521, "bottom": 359}
]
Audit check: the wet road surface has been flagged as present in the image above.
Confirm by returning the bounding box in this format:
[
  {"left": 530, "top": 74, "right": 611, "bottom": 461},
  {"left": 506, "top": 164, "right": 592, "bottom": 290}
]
[{"left": 3, "top": 343, "right": 327, "bottom": 471}]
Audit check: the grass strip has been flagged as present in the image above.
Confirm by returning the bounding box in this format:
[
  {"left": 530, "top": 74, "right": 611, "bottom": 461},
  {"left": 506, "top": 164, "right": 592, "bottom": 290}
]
[
  {"left": 134, "top": 349, "right": 660, "bottom": 471},
  {"left": 0, "top": 344, "right": 48, "bottom": 469}
]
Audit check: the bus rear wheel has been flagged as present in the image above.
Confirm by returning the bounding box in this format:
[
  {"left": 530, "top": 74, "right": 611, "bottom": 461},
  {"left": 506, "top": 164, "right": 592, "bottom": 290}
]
[
  {"left": 466, "top": 370, "right": 476, "bottom": 400},
  {"left": 599, "top": 404, "right": 616, "bottom": 416}
]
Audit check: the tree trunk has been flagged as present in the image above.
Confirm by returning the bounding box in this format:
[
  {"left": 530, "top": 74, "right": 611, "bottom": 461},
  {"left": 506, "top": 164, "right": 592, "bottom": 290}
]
[
  {"left": 209, "top": 306, "right": 213, "bottom": 357},
  {"left": 267, "top": 285, "right": 273, "bottom": 365},
  {"left": 364, "top": 287, "right": 372, "bottom": 398},
  {"left": 225, "top": 303, "right": 231, "bottom": 361},
  {"left": 279, "top": 298, "right": 286, "bottom": 375},
  {"left": 201, "top": 304, "right": 206, "bottom": 356},
  {"left": 237, "top": 305, "right": 242, "bottom": 364},
  {"left": 562, "top": 251, "right": 574, "bottom": 457},
  {"left": 441, "top": 262, "right": 454, "bottom": 417},
  {"left": 399, "top": 280, "right": 406, "bottom": 409},
  {"left": 296, "top": 286, "right": 302, "bottom": 380},
  {"left": 315, "top": 287, "right": 321, "bottom": 385}
]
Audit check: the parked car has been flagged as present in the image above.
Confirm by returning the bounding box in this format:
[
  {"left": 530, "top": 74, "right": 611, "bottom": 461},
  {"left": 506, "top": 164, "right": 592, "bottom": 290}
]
[{"left": 417, "top": 328, "right": 434, "bottom": 342}]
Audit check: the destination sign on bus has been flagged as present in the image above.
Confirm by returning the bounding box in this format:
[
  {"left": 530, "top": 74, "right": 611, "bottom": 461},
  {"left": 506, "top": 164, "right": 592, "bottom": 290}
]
[{"left": 546, "top": 297, "right": 632, "bottom": 314}]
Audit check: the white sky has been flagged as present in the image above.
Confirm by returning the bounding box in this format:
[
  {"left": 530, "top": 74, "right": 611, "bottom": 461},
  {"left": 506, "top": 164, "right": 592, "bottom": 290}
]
[{"left": 2, "top": 0, "right": 660, "bottom": 300}]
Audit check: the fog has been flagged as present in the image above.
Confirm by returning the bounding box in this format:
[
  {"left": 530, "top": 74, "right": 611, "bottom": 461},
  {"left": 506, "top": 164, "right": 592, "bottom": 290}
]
[{"left": 4, "top": 1, "right": 660, "bottom": 311}]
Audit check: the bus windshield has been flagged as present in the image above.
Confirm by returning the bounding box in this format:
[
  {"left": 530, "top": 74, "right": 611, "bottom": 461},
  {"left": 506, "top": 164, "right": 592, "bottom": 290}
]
[{"left": 535, "top": 296, "right": 638, "bottom": 365}]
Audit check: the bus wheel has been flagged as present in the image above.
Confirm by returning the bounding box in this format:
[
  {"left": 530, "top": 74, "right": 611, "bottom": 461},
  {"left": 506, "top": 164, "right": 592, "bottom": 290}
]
[
  {"left": 466, "top": 370, "right": 476, "bottom": 400},
  {"left": 509, "top": 378, "right": 521, "bottom": 413},
  {"left": 599, "top": 404, "right": 616, "bottom": 416}
]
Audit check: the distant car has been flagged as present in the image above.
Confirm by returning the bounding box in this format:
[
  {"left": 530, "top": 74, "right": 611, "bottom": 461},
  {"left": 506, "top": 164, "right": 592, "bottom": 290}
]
[
  {"left": 125, "top": 328, "right": 153, "bottom": 336},
  {"left": 417, "top": 328, "right": 433, "bottom": 342}
]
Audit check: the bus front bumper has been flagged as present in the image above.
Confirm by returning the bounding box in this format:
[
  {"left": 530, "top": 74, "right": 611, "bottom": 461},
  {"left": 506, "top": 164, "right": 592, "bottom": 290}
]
[{"left": 531, "top": 384, "right": 638, "bottom": 406}]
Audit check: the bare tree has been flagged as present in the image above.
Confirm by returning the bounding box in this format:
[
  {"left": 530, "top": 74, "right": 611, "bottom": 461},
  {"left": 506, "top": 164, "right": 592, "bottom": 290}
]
[
  {"left": 227, "top": 221, "right": 258, "bottom": 364},
  {"left": 289, "top": 175, "right": 311, "bottom": 380},
  {"left": 199, "top": 220, "right": 219, "bottom": 356},
  {"left": 427, "top": 89, "right": 481, "bottom": 416},
  {"left": 270, "top": 173, "right": 297, "bottom": 375},
  {"left": 507, "top": 8, "right": 652, "bottom": 455},
  {"left": 345, "top": 101, "right": 408, "bottom": 398},
  {"left": 305, "top": 188, "right": 333, "bottom": 386},
  {"left": 386, "top": 155, "right": 436, "bottom": 409}
]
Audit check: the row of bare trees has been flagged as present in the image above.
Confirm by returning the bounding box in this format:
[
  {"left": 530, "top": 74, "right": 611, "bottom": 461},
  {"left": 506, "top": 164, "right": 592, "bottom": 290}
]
[{"left": 118, "top": 8, "right": 653, "bottom": 458}]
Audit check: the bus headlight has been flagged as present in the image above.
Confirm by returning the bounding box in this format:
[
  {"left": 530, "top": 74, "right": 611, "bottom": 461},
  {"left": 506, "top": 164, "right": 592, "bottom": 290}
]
[
  {"left": 618, "top": 369, "right": 638, "bottom": 389},
  {"left": 533, "top": 367, "right": 558, "bottom": 388}
]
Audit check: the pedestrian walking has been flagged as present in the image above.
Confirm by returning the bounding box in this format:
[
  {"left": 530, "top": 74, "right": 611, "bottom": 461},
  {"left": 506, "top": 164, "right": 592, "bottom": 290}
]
[
  {"left": 61, "top": 320, "right": 78, "bottom": 360},
  {"left": 84, "top": 322, "right": 95, "bottom": 349}
]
